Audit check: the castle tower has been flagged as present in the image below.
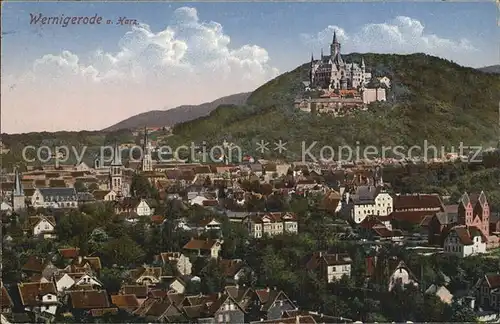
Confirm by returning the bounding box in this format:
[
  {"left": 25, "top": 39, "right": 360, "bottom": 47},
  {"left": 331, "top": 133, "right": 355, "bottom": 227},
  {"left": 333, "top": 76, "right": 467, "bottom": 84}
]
[
  {"left": 141, "top": 127, "right": 153, "bottom": 172},
  {"left": 309, "top": 53, "right": 315, "bottom": 85},
  {"left": 110, "top": 143, "right": 123, "bottom": 196},
  {"left": 330, "top": 31, "right": 343, "bottom": 66},
  {"left": 350, "top": 60, "right": 355, "bottom": 89},
  {"left": 361, "top": 57, "right": 366, "bottom": 88},
  {"left": 12, "top": 167, "right": 26, "bottom": 211}
]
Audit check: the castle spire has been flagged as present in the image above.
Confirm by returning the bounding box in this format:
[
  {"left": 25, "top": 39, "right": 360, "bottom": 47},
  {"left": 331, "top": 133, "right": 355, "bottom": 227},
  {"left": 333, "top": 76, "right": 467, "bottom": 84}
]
[
  {"left": 333, "top": 31, "right": 337, "bottom": 44},
  {"left": 321, "top": 48, "right": 323, "bottom": 58},
  {"left": 311, "top": 52, "right": 314, "bottom": 62}
]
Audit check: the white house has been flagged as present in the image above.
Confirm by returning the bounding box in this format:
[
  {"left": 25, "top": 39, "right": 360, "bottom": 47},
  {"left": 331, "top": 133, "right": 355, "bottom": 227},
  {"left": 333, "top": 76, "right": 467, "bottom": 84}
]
[
  {"left": 158, "top": 276, "right": 186, "bottom": 294},
  {"left": 23, "top": 216, "right": 57, "bottom": 239},
  {"left": 377, "top": 76, "right": 391, "bottom": 88},
  {"left": 444, "top": 225, "right": 486, "bottom": 257},
  {"left": 54, "top": 273, "right": 75, "bottom": 293},
  {"left": 243, "top": 212, "right": 298, "bottom": 238},
  {"left": 31, "top": 188, "right": 78, "bottom": 209},
  {"left": 219, "top": 259, "right": 254, "bottom": 284},
  {"left": 115, "top": 198, "right": 152, "bottom": 217},
  {"left": 160, "top": 252, "right": 192, "bottom": 276},
  {"left": 198, "top": 218, "right": 222, "bottom": 232},
  {"left": 183, "top": 238, "right": 224, "bottom": 259},
  {"left": 388, "top": 260, "right": 419, "bottom": 292},
  {"left": 349, "top": 186, "right": 393, "bottom": 224},
  {"left": 306, "top": 252, "right": 352, "bottom": 283},
  {"left": 74, "top": 162, "right": 91, "bottom": 172},
  {"left": 189, "top": 195, "right": 209, "bottom": 206},
  {"left": 1, "top": 202, "right": 12, "bottom": 212},
  {"left": 92, "top": 190, "right": 117, "bottom": 201},
  {"left": 72, "top": 273, "right": 103, "bottom": 288},
  {"left": 17, "top": 282, "right": 59, "bottom": 317},
  {"left": 130, "top": 266, "right": 162, "bottom": 286}
]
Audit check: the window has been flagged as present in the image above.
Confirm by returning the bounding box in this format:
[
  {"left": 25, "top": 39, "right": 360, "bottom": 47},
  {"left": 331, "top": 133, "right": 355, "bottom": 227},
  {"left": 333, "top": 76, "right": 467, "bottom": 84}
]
[
  {"left": 225, "top": 314, "right": 230, "bottom": 322},
  {"left": 218, "top": 314, "right": 223, "bottom": 322}
]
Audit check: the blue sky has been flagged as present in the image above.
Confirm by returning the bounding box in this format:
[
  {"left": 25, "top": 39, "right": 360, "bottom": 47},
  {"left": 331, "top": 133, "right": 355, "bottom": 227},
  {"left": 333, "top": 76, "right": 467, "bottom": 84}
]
[{"left": 1, "top": 1, "right": 498, "bottom": 133}]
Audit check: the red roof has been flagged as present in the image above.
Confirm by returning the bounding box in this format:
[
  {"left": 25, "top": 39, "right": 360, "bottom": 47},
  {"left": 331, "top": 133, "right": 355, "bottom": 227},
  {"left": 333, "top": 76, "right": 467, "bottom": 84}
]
[
  {"left": 393, "top": 194, "right": 444, "bottom": 211},
  {"left": 183, "top": 238, "right": 222, "bottom": 251},
  {"left": 59, "top": 248, "right": 80, "bottom": 259}
]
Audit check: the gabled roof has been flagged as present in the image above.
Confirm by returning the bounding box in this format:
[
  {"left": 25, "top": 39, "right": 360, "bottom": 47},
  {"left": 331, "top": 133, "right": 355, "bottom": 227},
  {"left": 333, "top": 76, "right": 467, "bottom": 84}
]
[
  {"left": 485, "top": 274, "right": 500, "bottom": 289},
  {"left": 183, "top": 238, "right": 222, "bottom": 251},
  {"left": 219, "top": 259, "right": 246, "bottom": 277},
  {"left": 22, "top": 256, "right": 49, "bottom": 273},
  {"left": 18, "top": 282, "right": 57, "bottom": 306},
  {"left": 129, "top": 266, "right": 162, "bottom": 281},
  {"left": 245, "top": 212, "right": 298, "bottom": 224},
  {"left": 69, "top": 290, "right": 110, "bottom": 309},
  {"left": 23, "top": 215, "right": 56, "bottom": 230},
  {"left": 1, "top": 286, "right": 13, "bottom": 309},
  {"left": 111, "top": 294, "right": 140, "bottom": 309},
  {"left": 254, "top": 288, "right": 296, "bottom": 312},
  {"left": 448, "top": 225, "right": 486, "bottom": 245},
  {"left": 37, "top": 187, "right": 77, "bottom": 198},
  {"left": 350, "top": 186, "right": 381, "bottom": 204},
  {"left": 121, "top": 285, "right": 148, "bottom": 298},
  {"left": 306, "top": 252, "right": 351, "bottom": 270},
  {"left": 224, "top": 286, "right": 254, "bottom": 311},
  {"left": 393, "top": 194, "right": 444, "bottom": 211}
]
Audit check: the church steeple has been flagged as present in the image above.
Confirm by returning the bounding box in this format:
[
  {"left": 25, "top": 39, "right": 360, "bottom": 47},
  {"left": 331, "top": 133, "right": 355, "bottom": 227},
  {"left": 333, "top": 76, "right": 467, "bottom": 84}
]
[
  {"left": 143, "top": 126, "right": 148, "bottom": 150},
  {"left": 332, "top": 30, "right": 338, "bottom": 44},
  {"left": 111, "top": 142, "right": 122, "bottom": 166},
  {"left": 13, "top": 167, "right": 23, "bottom": 196},
  {"left": 12, "top": 167, "right": 26, "bottom": 211},
  {"left": 141, "top": 126, "right": 153, "bottom": 172}
]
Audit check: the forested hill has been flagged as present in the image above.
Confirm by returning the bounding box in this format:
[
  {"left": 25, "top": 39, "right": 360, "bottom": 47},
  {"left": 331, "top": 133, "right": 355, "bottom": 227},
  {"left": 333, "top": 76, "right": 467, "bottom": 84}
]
[{"left": 165, "top": 53, "right": 500, "bottom": 159}]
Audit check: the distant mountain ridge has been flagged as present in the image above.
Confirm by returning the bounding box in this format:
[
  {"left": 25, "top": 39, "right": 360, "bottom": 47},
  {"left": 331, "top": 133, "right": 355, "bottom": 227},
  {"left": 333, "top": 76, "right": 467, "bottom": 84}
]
[
  {"left": 478, "top": 65, "right": 500, "bottom": 74},
  {"left": 103, "top": 92, "right": 251, "bottom": 131}
]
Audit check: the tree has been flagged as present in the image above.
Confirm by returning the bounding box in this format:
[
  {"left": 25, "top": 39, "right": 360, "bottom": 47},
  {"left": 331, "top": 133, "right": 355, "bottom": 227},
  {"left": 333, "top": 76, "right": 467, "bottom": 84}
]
[
  {"left": 445, "top": 301, "right": 476, "bottom": 322},
  {"left": 130, "top": 174, "right": 157, "bottom": 199},
  {"left": 99, "top": 267, "right": 125, "bottom": 294},
  {"left": 74, "top": 180, "right": 87, "bottom": 193},
  {"left": 199, "top": 259, "right": 225, "bottom": 294},
  {"left": 101, "top": 236, "right": 145, "bottom": 267}
]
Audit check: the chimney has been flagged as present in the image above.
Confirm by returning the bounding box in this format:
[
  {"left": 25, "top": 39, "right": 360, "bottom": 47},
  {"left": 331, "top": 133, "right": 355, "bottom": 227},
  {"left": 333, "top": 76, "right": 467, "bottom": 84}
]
[
  {"left": 318, "top": 251, "right": 323, "bottom": 257},
  {"left": 266, "top": 287, "right": 270, "bottom": 292},
  {"left": 217, "top": 292, "right": 222, "bottom": 298},
  {"left": 273, "top": 287, "right": 277, "bottom": 291},
  {"left": 78, "top": 256, "right": 83, "bottom": 264}
]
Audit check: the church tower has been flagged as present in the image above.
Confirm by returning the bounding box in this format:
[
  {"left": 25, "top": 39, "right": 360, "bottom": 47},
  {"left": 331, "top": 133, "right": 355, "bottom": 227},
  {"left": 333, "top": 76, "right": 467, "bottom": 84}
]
[
  {"left": 12, "top": 167, "right": 26, "bottom": 211},
  {"left": 110, "top": 143, "right": 123, "bottom": 197},
  {"left": 141, "top": 127, "right": 153, "bottom": 172}
]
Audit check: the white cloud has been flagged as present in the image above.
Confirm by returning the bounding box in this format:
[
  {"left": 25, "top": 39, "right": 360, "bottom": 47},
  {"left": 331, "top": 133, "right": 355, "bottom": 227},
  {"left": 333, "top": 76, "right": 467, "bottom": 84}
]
[
  {"left": 300, "top": 16, "right": 478, "bottom": 64},
  {"left": 3, "top": 7, "right": 279, "bottom": 133}
]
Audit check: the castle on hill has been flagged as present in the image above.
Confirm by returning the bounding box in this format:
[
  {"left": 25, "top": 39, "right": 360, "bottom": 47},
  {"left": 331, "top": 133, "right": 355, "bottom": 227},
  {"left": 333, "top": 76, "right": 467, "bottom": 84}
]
[
  {"left": 309, "top": 32, "right": 371, "bottom": 90},
  {"left": 296, "top": 31, "right": 389, "bottom": 116}
]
